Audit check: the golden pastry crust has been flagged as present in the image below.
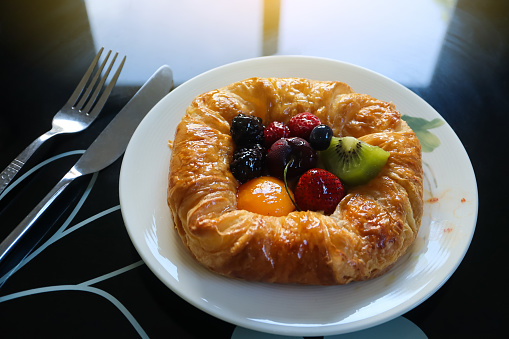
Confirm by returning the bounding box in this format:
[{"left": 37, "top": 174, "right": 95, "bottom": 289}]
[{"left": 167, "top": 77, "right": 423, "bottom": 285}]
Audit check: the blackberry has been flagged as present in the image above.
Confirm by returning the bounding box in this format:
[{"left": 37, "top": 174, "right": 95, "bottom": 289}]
[
  {"left": 230, "top": 113, "right": 264, "bottom": 147},
  {"left": 230, "top": 144, "right": 265, "bottom": 184}
]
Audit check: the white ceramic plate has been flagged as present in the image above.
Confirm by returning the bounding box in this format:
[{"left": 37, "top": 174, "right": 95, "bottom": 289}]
[{"left": 119, "top": 56, "right": 478, "bottom": 337}]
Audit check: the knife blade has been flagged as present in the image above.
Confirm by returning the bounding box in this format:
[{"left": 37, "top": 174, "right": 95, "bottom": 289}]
[{"left": 0, "top": 65, "right": 173, "bottom": 263}]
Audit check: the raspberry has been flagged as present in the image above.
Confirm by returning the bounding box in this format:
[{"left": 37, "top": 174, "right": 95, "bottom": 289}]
[
  {"left": 288, "top": 112, "right": 321, "bottom": 140},
  {"left": 264, "top": 121, "right": 290, "bottom": 147}
]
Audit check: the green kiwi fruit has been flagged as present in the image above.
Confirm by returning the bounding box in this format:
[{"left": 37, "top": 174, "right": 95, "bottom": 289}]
[{"left": 319, "top": 136, "right": 390, "bottom": 186}]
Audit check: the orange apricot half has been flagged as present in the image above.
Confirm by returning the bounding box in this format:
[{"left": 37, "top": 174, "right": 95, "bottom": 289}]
[{"left": 237, "top": 176, "right": 295, "bottom": 216}]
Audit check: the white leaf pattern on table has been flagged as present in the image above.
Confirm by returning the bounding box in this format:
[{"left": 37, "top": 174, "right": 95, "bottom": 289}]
[{"left": 0, "top": 151, "right": 149, "bottom": 338}]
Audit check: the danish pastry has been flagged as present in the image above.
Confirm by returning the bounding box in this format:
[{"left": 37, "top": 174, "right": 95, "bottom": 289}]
[{"left": 167, "top": 77, "right": 423, "bottom": 285}]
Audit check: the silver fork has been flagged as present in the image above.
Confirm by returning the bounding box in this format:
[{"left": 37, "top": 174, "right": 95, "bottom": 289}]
[{"left": 0, "top": 47, "right": 126, "bottom": 195}]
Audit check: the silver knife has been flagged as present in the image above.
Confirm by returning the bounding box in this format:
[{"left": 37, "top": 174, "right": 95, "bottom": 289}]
[{"left": 0, "top": 65, "right": 173, "bottom": 262}]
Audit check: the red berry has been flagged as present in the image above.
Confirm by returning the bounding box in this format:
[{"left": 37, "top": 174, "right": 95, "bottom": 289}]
[
  {"left": 288, "top": 112, "right": 321, "bottom": 140},
  {"left": 264, "top": 121, "right": 290, "bottom": 147},
  {"left": 294, "top": 168, "right": 345, "bottom": 215}
]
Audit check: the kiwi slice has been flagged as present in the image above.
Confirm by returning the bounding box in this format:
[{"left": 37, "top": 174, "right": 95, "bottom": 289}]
[{"left": 319, "top": 136, "right": 390, "bottom": 186}]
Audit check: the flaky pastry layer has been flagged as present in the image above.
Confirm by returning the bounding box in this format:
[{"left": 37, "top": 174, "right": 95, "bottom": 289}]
[{"left": 167, "top": 77, "right": 423, "bottom": 285}]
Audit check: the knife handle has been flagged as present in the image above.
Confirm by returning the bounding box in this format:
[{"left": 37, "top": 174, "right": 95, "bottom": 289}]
[{"left": 0, "top": 167, "right": 81, "bottom": 263}]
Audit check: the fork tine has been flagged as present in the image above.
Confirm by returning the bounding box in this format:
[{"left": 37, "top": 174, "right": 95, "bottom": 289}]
[
  {"left": 65, "top": 47, "right": 104, "bottom": 107},
  {"left": 75, "top": 50, "right": 113, "bottom": 111},
  {"left": 80, "top": 52, "right": 118, "bottom": 114},
  {"left": 85, "top": 54, "right": 126, "bottom": 118}
]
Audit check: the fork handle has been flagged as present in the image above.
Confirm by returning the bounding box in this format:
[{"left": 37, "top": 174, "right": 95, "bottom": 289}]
[
  {"left": 0, "top": 167, "right": 80, "bottom": 263},
  {"left": 0, "top": 130, "right": 58, "bottom": 195}
]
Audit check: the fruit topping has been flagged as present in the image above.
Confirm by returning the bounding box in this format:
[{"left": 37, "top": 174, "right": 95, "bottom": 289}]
[
  {"left": 230, "top": 144, "right": 265, "bottom": 184},
  {"left": 320, "top": 136, "right": 390, "bottom": 186},
  {"left": 266, "top": 137, "right": 317, "bottom": 180},
  {"left": 237, "top": 176, "right": 296, "bottom": 216},
  {"left": 288, "top": 112, "right": 321, "bottom": 140},
  {"left": 264, "top": 121, "right": 290, "bottom": 148},
  {"left": 294, "top": 168, "right": 345, "bottom": 215},
  {"left": 230, "top": 113, "right": 264, "bottom": 147},
  {"left": 309, "top": 124, "right": 333, "bottom": 151}
]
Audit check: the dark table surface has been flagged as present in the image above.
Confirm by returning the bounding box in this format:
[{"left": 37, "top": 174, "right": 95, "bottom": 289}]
[{"left": 1, "top": 0, "right": 507, "bottom": 338}]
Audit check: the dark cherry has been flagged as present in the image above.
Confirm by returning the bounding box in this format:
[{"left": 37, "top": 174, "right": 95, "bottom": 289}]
[
  {"left": 309, "top": 124, "right": 333, "bottom": 151},
  {"left": 266, "top": 137, "right": 317, "bottom": 179}
]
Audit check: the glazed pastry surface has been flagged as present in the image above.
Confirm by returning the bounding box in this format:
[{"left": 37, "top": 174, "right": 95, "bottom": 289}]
[{"left": 167, "top": 77, "right": 423, "bottom": 285}]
